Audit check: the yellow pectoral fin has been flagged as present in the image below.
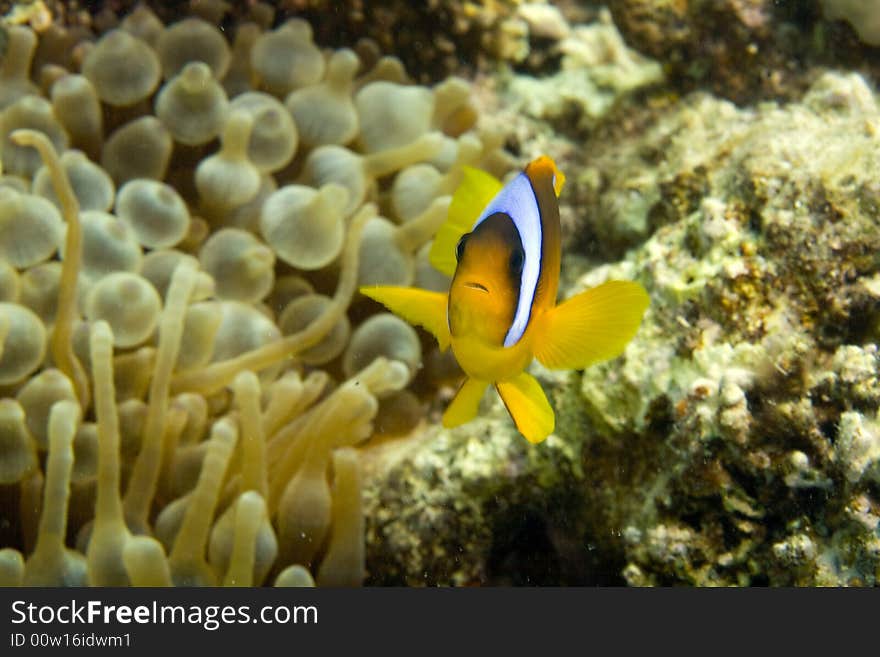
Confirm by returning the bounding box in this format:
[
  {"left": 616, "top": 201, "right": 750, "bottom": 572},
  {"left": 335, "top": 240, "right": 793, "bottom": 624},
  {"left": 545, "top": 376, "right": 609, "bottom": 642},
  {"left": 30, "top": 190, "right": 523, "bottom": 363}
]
[
  {"left": 495, "top": 372, "right": 554, "bottom": 444},
  {"left": 359, "top": 285, "right": 451, "bottom": 351},
  {"left": 442, "top": 377, "right": 489, "bottom": 428},
  {"left": 429, "top": 166, "right": 502, "bottom": 277},
  {"left": 534, "top": 280, "right": 649, "bottom": 371}
]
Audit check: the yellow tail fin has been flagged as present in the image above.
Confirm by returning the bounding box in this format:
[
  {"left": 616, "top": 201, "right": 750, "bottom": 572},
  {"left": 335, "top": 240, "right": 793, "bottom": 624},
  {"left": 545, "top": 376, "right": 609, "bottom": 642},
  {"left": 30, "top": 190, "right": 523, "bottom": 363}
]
[
  {"left": 359, "top": 285, "right": 451, "bottom": 351},
  {"left": 534, "top": 280, "right": 649, "bottom": 370},
  {"left": 428, "top": 166, "right": 502, "bottom": 277},
  {"left": 442, "top": 377, "right": 488, "bottom": 428},
  {"left": 495, "top": 372, "right": 554, "bottom": 444}
]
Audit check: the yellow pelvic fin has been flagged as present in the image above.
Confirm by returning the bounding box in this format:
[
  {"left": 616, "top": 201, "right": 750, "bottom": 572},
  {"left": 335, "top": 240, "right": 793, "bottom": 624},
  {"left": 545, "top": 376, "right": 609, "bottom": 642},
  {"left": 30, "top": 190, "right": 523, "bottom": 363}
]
[
  {"left": 442, "top": 377, "right": 489, "bottom": 428},
  {"left": 359, "top": 285, "right": 450, "bottom": 351},
  {"left": 534, "top": 280, "right": 649, "bottom": 371},
  {"left": 495, "top": 371, "right": 554, "bottom": 444},
  {"left": 428, "top": 166, "right": 502, "bottom": 277}
]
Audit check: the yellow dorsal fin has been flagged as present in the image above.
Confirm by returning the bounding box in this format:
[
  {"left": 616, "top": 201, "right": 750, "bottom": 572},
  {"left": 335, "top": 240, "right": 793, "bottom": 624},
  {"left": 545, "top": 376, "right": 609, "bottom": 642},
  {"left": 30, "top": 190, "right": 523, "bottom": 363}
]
[
  {"left": 495, "top": 372, "right": 554, "bottom": 444},
  {"left": 534, "top": 280, "right": 649, "bottom": 371},
  {"left": 359, "top": 286, "right": 451, "bottom": 351},
  {"left": 526, "top": 155, "right": 565, "bottom": 197},
  {"left": 442, "top": 377, "right": 488, "bottom": 428},
  {"left": 428, "top": 165, "right": 502, "bottom": 277}
]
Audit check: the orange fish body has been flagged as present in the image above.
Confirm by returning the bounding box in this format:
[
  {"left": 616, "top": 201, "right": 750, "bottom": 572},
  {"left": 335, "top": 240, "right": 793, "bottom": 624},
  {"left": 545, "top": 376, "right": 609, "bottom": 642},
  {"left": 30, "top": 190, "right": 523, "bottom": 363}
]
[{"left": 362, "top": 156, "right": 648, "bottom": 443}]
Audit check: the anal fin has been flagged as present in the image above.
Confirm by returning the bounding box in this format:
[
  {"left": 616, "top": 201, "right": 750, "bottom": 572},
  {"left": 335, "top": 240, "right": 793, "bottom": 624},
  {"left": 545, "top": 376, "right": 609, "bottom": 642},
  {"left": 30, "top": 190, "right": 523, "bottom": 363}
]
[
  {"left": 495, "top": 372, "right": 554, "bottom": 444},
  {"left": 442, "top": 377, "right": 488, "bottom": 428}
]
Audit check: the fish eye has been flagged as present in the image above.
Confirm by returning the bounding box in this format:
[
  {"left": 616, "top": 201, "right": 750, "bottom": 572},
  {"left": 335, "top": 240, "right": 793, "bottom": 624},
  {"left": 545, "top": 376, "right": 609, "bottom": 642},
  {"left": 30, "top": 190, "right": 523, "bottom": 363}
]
[
  {"left": 456, "top": 234, "right": 469, "bottom": 261},
  {"left": 509, "top": 247, "right": 524, "bottom": 276}
]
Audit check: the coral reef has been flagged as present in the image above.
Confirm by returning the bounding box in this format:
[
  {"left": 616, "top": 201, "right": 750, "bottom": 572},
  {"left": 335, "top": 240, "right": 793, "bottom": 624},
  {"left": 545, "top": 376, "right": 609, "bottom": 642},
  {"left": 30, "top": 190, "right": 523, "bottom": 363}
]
[
  {"left": 606, "top": 0, "right": 880, "bottom": 105},
  {"left": 0, "top": 0, "right": 597, "bottom": 83},
  {"left": 0, "top": 0, "right": 509, "bottom": 587},
  {"left": 573, "top": 71, "right": 880, "bottom": 584},
  {"left": 607, "top": 0, "right": 798, "bottom": 103},
  {"left": 364, "top": 66, "right": 880, "bottom": 586},
  {"left": 2, "top": 0, "right": 879, "bottom": 589},
  {"left": 501, "top": 9, "right": 663, "bottom": 135},
  {"left": 820, "top": 0, "right": 880, "bottom": 46}
]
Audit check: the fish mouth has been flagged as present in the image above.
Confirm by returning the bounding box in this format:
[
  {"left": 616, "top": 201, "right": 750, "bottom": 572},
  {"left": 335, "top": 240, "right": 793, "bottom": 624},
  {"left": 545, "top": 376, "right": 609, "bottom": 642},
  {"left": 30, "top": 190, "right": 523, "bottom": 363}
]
[{"left": 463, "top": 281, "right": 489, "bottom": 293}]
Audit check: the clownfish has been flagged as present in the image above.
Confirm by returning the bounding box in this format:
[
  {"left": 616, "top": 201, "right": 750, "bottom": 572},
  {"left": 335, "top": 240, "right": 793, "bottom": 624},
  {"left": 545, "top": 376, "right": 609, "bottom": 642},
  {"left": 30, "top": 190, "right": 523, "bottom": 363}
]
[{"left": 361, "top": 156, "right": 649, "bottom": 444}]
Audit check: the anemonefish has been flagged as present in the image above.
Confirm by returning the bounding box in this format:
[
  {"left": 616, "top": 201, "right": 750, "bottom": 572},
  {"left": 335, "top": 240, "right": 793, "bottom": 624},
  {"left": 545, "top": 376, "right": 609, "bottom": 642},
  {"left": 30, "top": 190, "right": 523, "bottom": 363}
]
[{"left": 361, "top": 156, "right": 649, "bottom": 444}]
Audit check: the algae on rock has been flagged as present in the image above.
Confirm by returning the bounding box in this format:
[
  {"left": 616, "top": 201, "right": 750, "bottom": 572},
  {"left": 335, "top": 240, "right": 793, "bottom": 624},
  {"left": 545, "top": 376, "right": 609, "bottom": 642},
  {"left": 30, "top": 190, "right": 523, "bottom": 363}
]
[{"left": 561, "top": 70, "right": 880, "bottom": 586}]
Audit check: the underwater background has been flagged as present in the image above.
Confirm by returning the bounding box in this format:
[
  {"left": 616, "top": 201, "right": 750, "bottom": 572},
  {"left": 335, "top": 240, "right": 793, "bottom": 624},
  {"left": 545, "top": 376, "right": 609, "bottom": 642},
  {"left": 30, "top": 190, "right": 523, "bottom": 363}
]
[{"left": 0, "top": 0, "right": 879, "bottom": 587}]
